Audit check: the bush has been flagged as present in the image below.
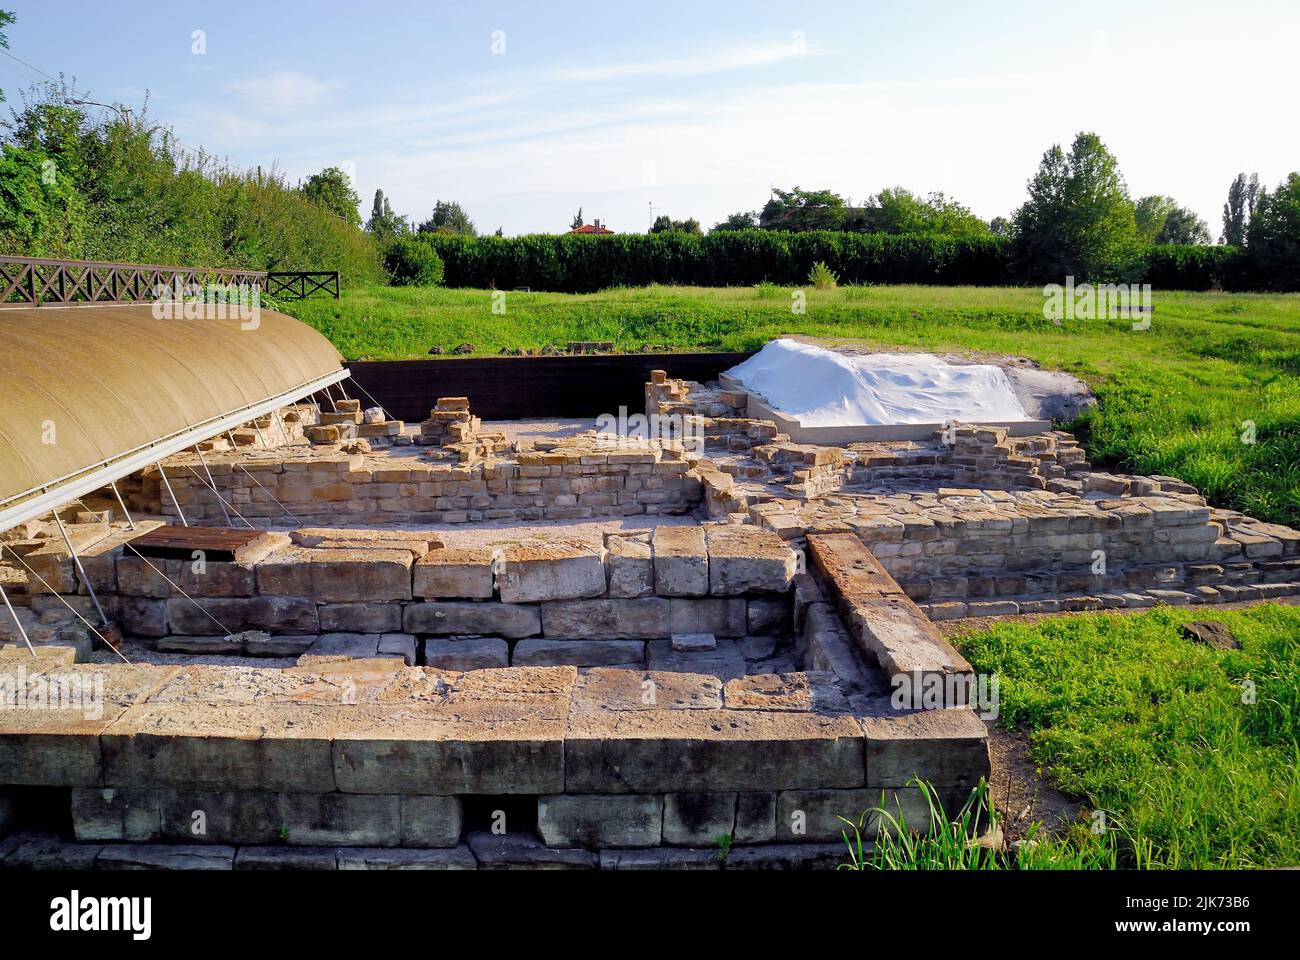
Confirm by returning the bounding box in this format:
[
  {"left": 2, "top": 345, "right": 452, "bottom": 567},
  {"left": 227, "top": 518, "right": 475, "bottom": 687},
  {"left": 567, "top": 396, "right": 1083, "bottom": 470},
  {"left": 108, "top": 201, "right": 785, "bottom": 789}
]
[
  {"left": 808, "top": 260, "right": 838, "bottom": 288},
  {"left": 422, "top": 231, "right": 1012, "bottom": 291},
  {"left": 384, "top": 235, "right": 444, "bottom": 286},
  {"left": 1142, "top": 244, "right": 1242, "bottom": 291}
]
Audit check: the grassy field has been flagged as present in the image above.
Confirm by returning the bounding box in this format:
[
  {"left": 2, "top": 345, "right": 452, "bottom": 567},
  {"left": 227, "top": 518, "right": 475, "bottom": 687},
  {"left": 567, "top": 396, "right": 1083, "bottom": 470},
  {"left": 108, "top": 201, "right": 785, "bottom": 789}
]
[
  {"left": 955, "top": 604, "right": 1300, "bottom": 869},
  {"left": 283, "top": 283, "right": 1300, "bottom": 527}
]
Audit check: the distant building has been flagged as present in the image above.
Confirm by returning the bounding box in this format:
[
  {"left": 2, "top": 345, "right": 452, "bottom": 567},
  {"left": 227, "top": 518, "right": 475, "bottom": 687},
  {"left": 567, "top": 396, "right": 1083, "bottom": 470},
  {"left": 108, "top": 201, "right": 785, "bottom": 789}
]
[{"left": 569, "top": 219, "right": 614, "bottom": 235}]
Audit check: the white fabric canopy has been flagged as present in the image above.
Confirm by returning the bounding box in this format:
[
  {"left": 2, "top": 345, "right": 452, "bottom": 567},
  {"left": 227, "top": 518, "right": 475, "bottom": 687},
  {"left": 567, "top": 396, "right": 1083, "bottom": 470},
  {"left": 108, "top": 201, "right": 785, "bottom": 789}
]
[{"left": 726, "top": 339, "right": 1031, "bottom": 427}]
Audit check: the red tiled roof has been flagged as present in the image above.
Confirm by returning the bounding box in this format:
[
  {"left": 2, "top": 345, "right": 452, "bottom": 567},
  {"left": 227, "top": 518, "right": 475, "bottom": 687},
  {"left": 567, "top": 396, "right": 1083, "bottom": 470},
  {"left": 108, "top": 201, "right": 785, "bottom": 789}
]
[{"left": 569, "top": 224, "right": 614, "bottom": 234}]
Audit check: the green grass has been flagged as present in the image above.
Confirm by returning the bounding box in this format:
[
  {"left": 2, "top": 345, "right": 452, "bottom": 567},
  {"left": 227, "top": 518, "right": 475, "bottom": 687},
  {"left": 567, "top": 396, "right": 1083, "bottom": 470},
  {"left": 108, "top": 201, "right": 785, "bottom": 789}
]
[
  {"left": 955, "top": 604, "right": 1300, "bottom": 869},
  {"left": 283, "top": 283, "right": 1300, "bottom": 526}
]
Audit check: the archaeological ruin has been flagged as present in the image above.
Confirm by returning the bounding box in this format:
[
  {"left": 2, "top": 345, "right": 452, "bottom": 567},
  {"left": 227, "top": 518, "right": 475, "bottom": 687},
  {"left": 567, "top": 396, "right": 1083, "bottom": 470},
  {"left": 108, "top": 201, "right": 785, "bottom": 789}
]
[{"left": 2, "top": 304, "right": 1297, "bottom": 871}]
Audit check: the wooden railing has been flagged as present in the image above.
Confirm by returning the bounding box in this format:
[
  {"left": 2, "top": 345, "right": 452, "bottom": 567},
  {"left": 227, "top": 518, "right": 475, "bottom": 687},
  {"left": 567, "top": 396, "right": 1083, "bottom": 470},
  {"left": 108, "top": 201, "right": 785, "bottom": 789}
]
[
  {"left": 267, "top": 271, "right": 340, "bottom": 300},
  {"left": 0, "top": 256, "right": 339, "bottom": 306}
]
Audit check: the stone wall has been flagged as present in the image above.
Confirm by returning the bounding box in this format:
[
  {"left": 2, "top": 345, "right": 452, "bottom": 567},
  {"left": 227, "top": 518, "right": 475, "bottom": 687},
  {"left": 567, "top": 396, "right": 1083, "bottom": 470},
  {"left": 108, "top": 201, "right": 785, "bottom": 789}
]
[
  {"left": 4, "top": 525, "right": 802, "bottom": 674},
  {"left": 140, "top": 433, "right": 704, "bottom": 526},
  {"left": 0, "top": 649, "right": 990, "bottom": 870}
]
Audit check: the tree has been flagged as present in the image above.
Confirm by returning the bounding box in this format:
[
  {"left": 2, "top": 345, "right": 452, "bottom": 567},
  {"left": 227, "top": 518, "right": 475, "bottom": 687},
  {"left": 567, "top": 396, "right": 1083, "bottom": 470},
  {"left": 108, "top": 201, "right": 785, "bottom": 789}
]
[
  {"left": 989, "top": 216, "right": 1011, "bottom": 238},
  {"left": 0, "top": 10, "right": 15, "bottom": 103},
  {"left": 857, "top": 187, "right": 989, "bottom": 236},
  {"left": 1135, "top": 195, "right": 1178, "bottom": 243},
  {"left": 759, "top": 187, "right": 847, "bottom": 231},
  {"left": 418, "top": 199, "right": 476, "bottom": 236},
  {"left": 302, "top": 166, "right": 361, "bottom": 227},
  {"left": 1135, "top": 195, "right": 1211, "bottom": 245},
  {"left": 1156, "top": 206, "right": 1211, "bottom": 245},
  {"left": 1243, "top": 172, "right": 1300, "bottom": 290},
  {"left": 1010, "top": 132, "right": 1142, "bottom": 282},
  {"left": 1221, "top": 172, "right": 1260, "bottom": 246},
  {"left": 713, "top": 210, "right": 758, "bottom": 231},
  {"left": 494, "top": 226, "right": 503, "bottom": 237},
  {"left": 571, "top": 207, "right": 583, "bottom": 229},
  {"left": 365, "top": 188, "right": 407, "bottom": 242},
  {"left": 649, "top": 214, "right": 701, "bottom": 234}
]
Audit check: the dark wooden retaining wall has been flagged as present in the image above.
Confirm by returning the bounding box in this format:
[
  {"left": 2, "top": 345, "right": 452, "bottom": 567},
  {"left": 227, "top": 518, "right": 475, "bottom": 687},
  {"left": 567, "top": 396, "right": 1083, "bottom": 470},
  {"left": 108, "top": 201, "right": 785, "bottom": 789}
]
[{"left": 345, "top": 351, "right": 754, "bottom": 422}]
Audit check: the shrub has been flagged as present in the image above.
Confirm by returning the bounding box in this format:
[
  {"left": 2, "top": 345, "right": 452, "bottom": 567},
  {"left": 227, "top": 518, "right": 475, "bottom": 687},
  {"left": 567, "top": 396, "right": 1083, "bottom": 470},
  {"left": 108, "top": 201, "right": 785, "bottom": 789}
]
[
  {"left": 422, "top": 231, "right": 1011, "bottom": 291},
  {"left": 383, "top": 235, "right": 444, "bottom": 286},
  {"left": 1142, "top": 244, "right": 1243, "bottom": 291},
  {"left": 808, "top": 260, "right": 838, "bottom": 288}
]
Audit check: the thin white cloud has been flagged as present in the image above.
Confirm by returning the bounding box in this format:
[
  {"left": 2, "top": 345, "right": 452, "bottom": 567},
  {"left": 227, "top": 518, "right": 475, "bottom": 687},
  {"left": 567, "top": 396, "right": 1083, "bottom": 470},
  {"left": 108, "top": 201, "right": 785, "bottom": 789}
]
[
  {"left": 553, "top": 41, "right": 807, "bottom": 82},
  {"left": 228, "top": 70, "right": 343, "bottom": 111}
]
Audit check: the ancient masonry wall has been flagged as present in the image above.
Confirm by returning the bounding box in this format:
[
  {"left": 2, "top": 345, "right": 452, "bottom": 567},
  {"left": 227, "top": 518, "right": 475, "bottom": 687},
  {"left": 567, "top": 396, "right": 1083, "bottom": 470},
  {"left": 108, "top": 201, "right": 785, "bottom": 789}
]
[
  {"left": 6, "top": 526, "right": 805, "bottom": 674},
  {"left": 645, "top": 374, "right": 1300, "bottom": 615},
  {"left": 143, "top": 437, "right": 704, "bottom": 527},
  {"left": 0, "top": 638, "right": 989, "bottom": 870}
]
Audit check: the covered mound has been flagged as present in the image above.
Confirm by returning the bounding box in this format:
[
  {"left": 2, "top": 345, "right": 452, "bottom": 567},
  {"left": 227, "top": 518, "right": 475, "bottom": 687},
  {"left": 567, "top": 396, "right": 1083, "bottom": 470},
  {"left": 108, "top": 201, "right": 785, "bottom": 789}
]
[{"left": 725, "top": 339, "right": 1032, "bottom": 427}]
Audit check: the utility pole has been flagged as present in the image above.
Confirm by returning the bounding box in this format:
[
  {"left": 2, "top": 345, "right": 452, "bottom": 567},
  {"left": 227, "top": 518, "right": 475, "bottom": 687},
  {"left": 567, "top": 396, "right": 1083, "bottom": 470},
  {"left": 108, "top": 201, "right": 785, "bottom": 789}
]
[{"left": 648, "top": 200, "right": 659, "bottom": 229}]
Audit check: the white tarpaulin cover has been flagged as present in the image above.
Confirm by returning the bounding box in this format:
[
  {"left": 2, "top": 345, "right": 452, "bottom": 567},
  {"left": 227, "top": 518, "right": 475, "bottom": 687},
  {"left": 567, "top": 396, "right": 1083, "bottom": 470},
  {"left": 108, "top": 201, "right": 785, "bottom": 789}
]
[{"left": 725, "top": 339, "right": 1031, "bottom": 427}]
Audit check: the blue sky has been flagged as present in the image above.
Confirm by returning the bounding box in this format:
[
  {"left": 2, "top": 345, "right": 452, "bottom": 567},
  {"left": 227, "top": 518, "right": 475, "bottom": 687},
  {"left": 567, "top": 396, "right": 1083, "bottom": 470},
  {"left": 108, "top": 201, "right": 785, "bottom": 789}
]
[{"left": 3, "top": 0, "right": 1298, "bottom": 235}]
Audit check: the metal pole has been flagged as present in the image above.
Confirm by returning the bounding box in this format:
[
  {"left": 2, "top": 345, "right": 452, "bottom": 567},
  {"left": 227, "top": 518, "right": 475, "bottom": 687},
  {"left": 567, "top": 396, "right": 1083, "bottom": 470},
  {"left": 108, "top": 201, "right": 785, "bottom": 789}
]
[
  {"left": 50, "top": 510, "right": 110, "bottom": 626},
  {"left": 193, "top": 445, "right": 231, "bottom": 525},
  {"left": 156, "top": 462, "right": 188, "bottom": 527},
  {"left": 109, "top": 480, "right": 137, "bottom": 530},
  {"left": 0, "top": 548, "right": 36, "bottom": 656}
]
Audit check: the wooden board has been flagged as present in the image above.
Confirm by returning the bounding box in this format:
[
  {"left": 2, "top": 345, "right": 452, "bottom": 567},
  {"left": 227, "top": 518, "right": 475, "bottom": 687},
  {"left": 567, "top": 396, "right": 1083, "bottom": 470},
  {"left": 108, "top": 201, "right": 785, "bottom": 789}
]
[{"left": 123, "top": 525, "right": 270, "bottom": 562}]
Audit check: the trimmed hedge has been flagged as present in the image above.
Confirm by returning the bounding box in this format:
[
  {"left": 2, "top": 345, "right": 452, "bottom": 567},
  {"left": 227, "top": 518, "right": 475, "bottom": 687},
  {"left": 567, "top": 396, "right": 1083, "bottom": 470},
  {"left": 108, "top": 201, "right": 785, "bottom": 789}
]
[
  {"left": 424, "top": 232, "right": 1010, "bottom": 291},
  {"left": 418, "top": 232, "right": 1266, "bottom": 292},
  {"left": 1143, "top": 244, "right": 1243, "bottom": 291}
]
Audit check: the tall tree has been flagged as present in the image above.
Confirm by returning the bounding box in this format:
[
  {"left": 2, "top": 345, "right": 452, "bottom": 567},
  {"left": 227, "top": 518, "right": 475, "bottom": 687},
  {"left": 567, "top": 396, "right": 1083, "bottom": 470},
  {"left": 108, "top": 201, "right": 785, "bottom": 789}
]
[
  {"left": 857, "top": 187, "right": 989, "bottom": 236},
  {"left": 0, "top": 10, "right": 15, "bottom": 103},
  {"left": 302, "top": 166, "right": 361, "bottom": 227},
  {"left": 759, "top": 187, "right": 847, "bottom": 231},
  {"left": 417, "top": 199, "right": 476, "bottom": 236},
  {"left": 571, "top": 207, "right": 584, "bottom": 229},
  {"left": 1243, "top": 172, "right": 1300, "bottom": 290},
  {"left": 1221, "top": 172, "right": 1260, "bottom": 246},
  {"left": 365, "top": 188, "right": 407, "bottom": 242},
  {"left": 1135, "top": 195, "right": 1211, "bottom": 245},
  {"left": 1010, "top": 132, "right": 1142, "bottom": 282},
  {"left": 712, "top": 210, "right": 758, "bottom": 231},
  {"left": 649, "top": 214, "right": 701, "bottom": 234}
]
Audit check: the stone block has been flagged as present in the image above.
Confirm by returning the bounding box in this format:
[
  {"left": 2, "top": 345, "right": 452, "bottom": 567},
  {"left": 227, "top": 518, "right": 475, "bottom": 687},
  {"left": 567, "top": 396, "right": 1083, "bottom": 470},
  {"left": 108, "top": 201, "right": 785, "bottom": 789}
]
[
  {"left": 734, "top": 791, "right": 777, "bottom": 843},
  {"left": 335, "top": 846, "right": 476, "bottom": 870},
  {"left": 413, "top": 547, "right": 496, "bottom": 599},
  {"left": 606, "top": 536, "right": 654, "bottom": 598},
  {"left": 424, "top": 636, "right": 509, "bottom": 670},
  {"left": 663, "top": 792, "right": 736, "bottom": 845},
  {"left": 747, "top": 597, "right": 791, "bottom": 635},
  {"left": 646, "top": 638, "right": 747, "bottom": 681},
  {"left": 235, "top": 847, "right": 338, "bottom": 870},
  {"left": 862, "top": 709, "right": 990, "bottom": 787},
  {"left": 539, "top": 598, "right": 670, "bottom": 639},
  {"left": 97, "top": 843, "right": 235, "bottom": 870},
  {"left": 668, "top": 597, "right": 747, "bottom": 637},
  {"left": 511, "top": 638, "right": 644, "bottom": 667},
  {"left": 377, "top": 633, "right": 418, "bottom": 665},
  {"left": 723, "top": 842, "right": 859, "bottom": 870},
  {"left": 400, "top": 795, "right": 464, "bottom": 847},
  {"left": 0, "top": 832, "right": 102, "bottom": 869},
  {"left": 565, "top": 709, "right": 864, "bottom": 793},
  {"left": 776, "top": 787, "right": 931, "bottom": 841},
  {"left": 279, "top": 792, "right": 401, "bottom": 846},
  {"left": 467, "top": 830, "right": 596, "bottom": 869},
  {"left": 305, "top": 633, "right": 380, "bottom": 659},
  {"left": 652, "top": 526, "right": 708, "bottom": 597},
  {"left": 706, "top": 526, "right": 797, "bottom": 595},
  {"left": 71, "top": 787, "right": 161, "bottom": 842},
  {"left": 164, "top": 596, "right": 319, "bottom": 635},
  {"left": 318, "top": 603, "right": 403, "bottom": 633},
  {"left": 498, "top": 541, "right": 605, "bottom": 603},
  {"left": 599, "top": 847, "right": 721, "bottom": 870},
  {"left": 671, "top": 633, "right": 716, "bottom": 652},
  {"left": 158, "top": 788, "right": 282, "bottom": 844},
  {"left": 537, "top": 794, "right": 663, "bottom": 849},
  {"left": 404, "top": 602, "right": 540, "bottom": 639}
]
